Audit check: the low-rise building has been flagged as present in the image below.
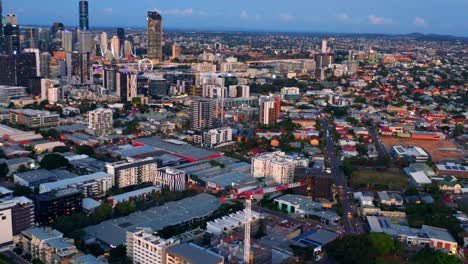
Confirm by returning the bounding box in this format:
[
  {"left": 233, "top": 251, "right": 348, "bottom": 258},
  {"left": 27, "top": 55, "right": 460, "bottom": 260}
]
[
  {"left": 155, "top": 167, "right": 186, "bottom": 191},
  {"left": 274, "top": 195, "right": 340, "bottom": 225},
  {"left": 34, "top": 188, "right": 83, "bottom": 225},
  {"left": 391, "top": 145, "right": 430, "bottom": 162},
  {"left": 9, "top": 109, "right": 60, "bottom": 128},
  {"left": 107, "top": 186, "right": 161, "bottom": 207},
  {"left": 206, "top": 210, "right": 262, "bottom": 236},
  {"left": 435, "top": 163, "right": 468, "bottom": 178},
  {"left": 38, "top": 172, "right": 113, "bottom": 198},
  {"left": 194, "top": 127, "right": 233, "bottom": 148},
  {"left": 166, "top": 243, "right": 224, "bottom": 264}
]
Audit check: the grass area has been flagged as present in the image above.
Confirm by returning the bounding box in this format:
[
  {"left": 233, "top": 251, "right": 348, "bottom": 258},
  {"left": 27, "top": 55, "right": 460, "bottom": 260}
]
[{"left": 350, "top": 170, "right": 408, "bottom": 190}]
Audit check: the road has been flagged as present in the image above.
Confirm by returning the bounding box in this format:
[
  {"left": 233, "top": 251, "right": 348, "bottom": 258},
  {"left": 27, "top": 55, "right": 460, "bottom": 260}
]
[
  {"left": 369, "top": 127, "right": 390, "bottom": 159},
  {"left": 321, "top": 118, "right": 364, "bottom": 235},
  {"left": 1, "top": 250, "right": 30, "bottom": 264}
]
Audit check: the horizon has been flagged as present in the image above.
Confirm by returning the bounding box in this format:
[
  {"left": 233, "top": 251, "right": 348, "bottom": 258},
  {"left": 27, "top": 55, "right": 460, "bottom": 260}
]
[{"left": 5, "top": 0, "right": 468, "bottom": 37}]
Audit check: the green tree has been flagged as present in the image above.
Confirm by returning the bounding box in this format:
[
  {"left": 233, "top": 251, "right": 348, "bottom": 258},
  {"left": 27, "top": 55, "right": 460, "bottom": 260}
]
[
  {"left": 53, "top": 146, "right": 70, "bottom": 153},
  {"left": 412, "top": 248, "right": 462, "bottom": 264},
  {"left": 93, "top": 203, "right": 113, "bottom": 222},
  {"left": 75, "top": 145, "right": 95, "bottom": 156},
  {"left": 40, "top": 153, "right": 70, "bottom": 170}
]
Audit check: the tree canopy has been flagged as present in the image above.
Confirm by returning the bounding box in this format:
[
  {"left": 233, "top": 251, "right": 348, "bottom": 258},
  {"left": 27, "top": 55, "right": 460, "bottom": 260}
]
[{"left": 40, "top": 153, "right": 70, "bottom": 170}]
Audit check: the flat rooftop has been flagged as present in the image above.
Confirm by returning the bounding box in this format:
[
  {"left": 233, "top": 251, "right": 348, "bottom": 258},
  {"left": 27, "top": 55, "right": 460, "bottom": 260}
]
[
  {"left": 84, "top": 193, "right": 221, "bottom": 247},
  {"left": 166, "top": 243, "right": 224, "bottom": 264}
]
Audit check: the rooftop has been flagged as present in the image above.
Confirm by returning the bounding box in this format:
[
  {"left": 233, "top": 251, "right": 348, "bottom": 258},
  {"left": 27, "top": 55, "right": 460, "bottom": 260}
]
[{"left": 167, "top": 243, "right": 224, "bottom": 264}]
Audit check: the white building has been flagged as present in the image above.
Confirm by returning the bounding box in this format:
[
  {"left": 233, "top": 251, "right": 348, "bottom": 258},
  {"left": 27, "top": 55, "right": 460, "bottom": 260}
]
[
  {"left": 88, "top": 108, "right": 113, "bottom": 136},
  {"left": 206, "top": 210, "right": 262, "bottom": 236},
  {"left": 194, "top": 127, "right": 233, "bottom": 148},
  {"left": 127, "top": 229, "right": 178, "bottom": 264},
  {"left": 202, "top": 84, "right": 226, "bottom": 99},
  {"left": 106, "top": 157, "right": 158, "bottom": 188},
  {"left": 155, "top": 167, "right": 186, "bottom": 191},
  {"left": 228, "top": 85, "right": 250, "bottom": 98},
  {"left": 258, "top": 97, "right": 278, "bottom": 125},
  {"left": 191, "top": 62, "right": 216, "bottom": 73},
  {"left": 251, "top": 151, "right": 308, "bottom": 184},
  {"left": 0, "top": 196, "right": 34, "bottom": 246},
  {"left": 38, "top": 172, "right": 113, "bottom": 198}
]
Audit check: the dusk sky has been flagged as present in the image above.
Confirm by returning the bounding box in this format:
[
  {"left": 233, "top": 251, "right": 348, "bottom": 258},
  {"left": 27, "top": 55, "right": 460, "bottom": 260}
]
[{"left": 5, "top": 0, "right": 468, "bottom": 36}]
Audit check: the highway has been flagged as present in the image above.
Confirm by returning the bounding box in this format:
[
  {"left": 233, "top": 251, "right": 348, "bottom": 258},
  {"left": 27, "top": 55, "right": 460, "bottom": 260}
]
[{"left": 321, "top": 118, "right": 364, "bottom": 235}]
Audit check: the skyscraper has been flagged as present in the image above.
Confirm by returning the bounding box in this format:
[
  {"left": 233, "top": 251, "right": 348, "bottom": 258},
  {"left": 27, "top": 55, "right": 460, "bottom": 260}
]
[
  {"left": 79, "top": 0, "right": 89, "bottom": 30},
  {"left": 100, "top": 32, "right": 108, "bottom": 55},
  {"left": 111, "top": 36, "right": 120, "bottom": 59},
  {"left": 117, "top": 27, "right": 125, "bottom": 52},
  {"left": 172, "top": 43, "right": 181, "bottom": 59},
  {"left": 4, "top": 14, "right": 19, "bottom": 55},
  {"left": 147, "top": 11, "right": 163, "bottom": 62},
  {"left": 78, "top": 30, "right": 92, "bottom": 54},
  {"left": 190, "top": 99, "right": 215, "bottom": 130},
  {"left": 0, "top": 0, "right": 4, "bottom": 52},
  {"left": 61, "top": 30, "right": 73, "bottom": 52},
  {"left": 259, "top": 97, "right": 279, "bottom": 125},
  {"left": 6, "top": 14, "right": 16, "bottom": 25}
]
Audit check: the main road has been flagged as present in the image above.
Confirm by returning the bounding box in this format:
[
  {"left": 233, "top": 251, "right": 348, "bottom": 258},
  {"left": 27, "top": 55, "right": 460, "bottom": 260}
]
[{"left": 321, "top": 118, "right": 364, "bottom": 235}]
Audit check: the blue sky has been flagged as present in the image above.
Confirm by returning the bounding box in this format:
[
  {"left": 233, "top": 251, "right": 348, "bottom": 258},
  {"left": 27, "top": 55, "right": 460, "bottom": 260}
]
[{"left": 5, "top": 0, "right": 468, "bottom": 36}]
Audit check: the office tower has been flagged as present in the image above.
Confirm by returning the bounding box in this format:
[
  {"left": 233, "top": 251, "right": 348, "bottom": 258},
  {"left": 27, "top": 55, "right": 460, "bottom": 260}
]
[
  {"left": 259, "top": 97, "right": 279, "bottom": 125},
  {"left": 4, "top": 22, "right": 19, "bottom": 55},
  {"left": 106, "top": 158, "right": 158, "bottom": 188},
  {"left": 23, "top": 48, "right": 41, "bottom": 77},
  {"left": 40, "top": 52, "right": 51, "bottom": 78},
  {"left": 127, "top": 230, "right": 178, "bottom": 264},
  {"left": 6, "top": 14, "right": 16, "bottom": 25},
  {"left": 124, "top": 40, "right": 133, "bottom": 57},
  {"left": 111, "top": 36, "right": 120, "bottom": 59},
  {"left": 228, "top": 85, "right": 250, "bottom": 98},
  {"left": 116, "top": 70, "right": 137, "bottom": 101},
  {"left": 314, "top": 53, "right": 333, "bottom": 68},
  {"left": 103, "top": 65, "right": 118, "bottom": 91},
  {"left": 0, "top": 52, "right": 38, "bottom": 87},
  {"left": 117, "top": 27, "right": 125, "bottom": 51},
  {"left": 172, "top": 43, "right": 181, "bottom": 59},
  {"left": 321, "top": 39, "right": 328, "bottom": 54},
  {"left": 79, "top": 0, "right": 89, "bottom": 30},
  {"left": 155, "top": 168, "right": 186, "bottom": 191},
  {"left": 190, "top": 99, "right": 215, "bottom": 130},
  {"left": 34, "top": 188, "right": 83, "bottom": 225},
  {"left": 147, "top": 11, "right": 163, "bottom": 61},
  {"left": 38, "top": 29, "right": 50, "bottom": 51},
  {"left": 61, "top": 30, "right": 73, "bottom": 52},
  {"left": 100, "top": 32, "right": 108, "bottom": 55},
  {"left": 71, "top": 52, "right": 91, "bottom": 84},
  {"left": 0, "top": 195, "right": 35, "bottom": 246},
  {"left": 78, "top": 30, "right": 92, "bottom": 54},
  {"left": 88, "top": 108, "right": 113, "bottom": 136},
  {"left": 26, "top": 27, "right": 39, "bottom": 49}
]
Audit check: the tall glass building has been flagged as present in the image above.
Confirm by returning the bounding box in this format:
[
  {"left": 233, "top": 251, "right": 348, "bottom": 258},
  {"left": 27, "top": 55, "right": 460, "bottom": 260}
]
[
  {"left": 79, "top": 0, "right": 89, "bottom": 30},
  {"left": 147, "top": 11, "right": 162, "bottom": 62}
]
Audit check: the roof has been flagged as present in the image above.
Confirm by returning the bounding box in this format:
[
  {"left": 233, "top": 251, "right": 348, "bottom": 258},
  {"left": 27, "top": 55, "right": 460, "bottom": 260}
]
[
  {"left": 84, "top": 193, "right": 220, "bottom": 247},
  {"left": 293, "top": 229, "right": 339, "bottom": 247},
  {"left": 409, "top": 172, "right": 432, "bottom": 184},
  {"left": 166, "top": 243, "right": 224, "bottom": 264},
  {"left": 71, "top": 254, "right": 106, "bottom": 264},
  {"left": 47, "top": 237, "right": 74, "bottom": 250},
  {"left": 108, "top": 186, "right": 161, "bottom": 202},
  {"left": 15, "top": 169, "right": 61, "bottom": 184},
  {"left": 135, "top": 137, "right": 222, "bottom": 161},
  {"left": 24, "top": 227, "right": 63, "bottom": 241},
  {"left": 422, "top": 225, "right": 456, "bottom": 243},
  {"left": 39, "top": 172, "right": 111, "bottom": 193},
  {"left": 82, "top": 198, "right": 101, "bottom": 210}
]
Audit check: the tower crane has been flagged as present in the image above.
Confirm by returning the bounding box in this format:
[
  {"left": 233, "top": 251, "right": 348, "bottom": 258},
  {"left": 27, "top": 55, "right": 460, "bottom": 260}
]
[{"left": 234, "top": 181, "right": 305, "bottom": 264}]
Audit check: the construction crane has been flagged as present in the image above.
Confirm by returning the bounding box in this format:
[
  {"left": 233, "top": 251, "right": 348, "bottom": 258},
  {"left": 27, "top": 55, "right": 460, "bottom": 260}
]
[{"left": 235, "top": 181, "right": 305, "bottom": 264}]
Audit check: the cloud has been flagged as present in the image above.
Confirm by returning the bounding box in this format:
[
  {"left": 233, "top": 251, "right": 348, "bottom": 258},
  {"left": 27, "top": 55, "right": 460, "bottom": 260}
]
[
  {"left": 368, "top": 15, "right": 391, "bottom": 25},
  {"left": 336, "top": 13, "right": 351, "bottom": 22},
  {"left": 414, "top": 16, "right": 426, "bottom": 27},
  {"left": 240, "top": 10, "right": 249, "bottom": 19},
  {"left": 157, "top": 8, "right": 194, "bottom": 17},
  {"left": 279, "top": 13, "right": 294, "bottom": 22}
]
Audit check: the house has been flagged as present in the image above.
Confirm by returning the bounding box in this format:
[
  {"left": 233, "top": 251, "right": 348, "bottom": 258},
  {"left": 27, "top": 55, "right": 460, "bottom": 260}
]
[
  {"left": 439, "top": 176, "right": 463, "bottom": 194},
  {"left": 377, "top": 191, "right": 404, "bottom": 206}
]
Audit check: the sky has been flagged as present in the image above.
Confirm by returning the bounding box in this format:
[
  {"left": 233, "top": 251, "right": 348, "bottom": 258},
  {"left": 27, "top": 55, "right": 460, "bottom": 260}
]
[{"left": 4, "top": 0, "right": 468, "bottom": 36}]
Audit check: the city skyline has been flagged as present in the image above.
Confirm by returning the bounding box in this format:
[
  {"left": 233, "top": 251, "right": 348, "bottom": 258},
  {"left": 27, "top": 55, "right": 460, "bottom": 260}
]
[{"left": 3, "top": 0, "right": 468, "bottom": 36}]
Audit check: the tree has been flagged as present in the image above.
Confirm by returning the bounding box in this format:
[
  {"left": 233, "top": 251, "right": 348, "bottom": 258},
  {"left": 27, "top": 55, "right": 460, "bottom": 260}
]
[
  {"left": 108, "top": 245, "right": 130, "bottom": 264},
  {"left": 412, "top": 248, "right": 462, "bottom": 264},
  {"left": 0, "top": 163, "right": 9, "bottom": 179},
  {"left": 93, "top": 203, "right": 113, "bottom": 222},
  {"left": 41, "top": 129, "right": 60, "bottom": 139},
  {"left": 53, "top": 146, "right": 70, "bottom": 153},
  {"left": 40, "top": 153, "right": 70, "bottom": 170},
  {"left": 124, "top": 120, "right": 140, "bottom": 134},
  {"left": 75, "top": 145, "right": 95, "bottom": 156}
]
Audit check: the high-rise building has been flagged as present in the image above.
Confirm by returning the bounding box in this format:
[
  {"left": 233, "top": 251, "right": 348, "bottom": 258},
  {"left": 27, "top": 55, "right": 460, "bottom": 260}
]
[
  {"left": 147, "top": 11, "right": 163, "bottom": 62},
  {"left": 78, "top": 30, "right": 93, "bottom": 54},
  {"left": 4, "top": 22, "right": 20, "bottom": 55},
  {"left": 103, "top": 65, "right": 118, "bottom": 91},
  {"left": 124, "top": 40, "right": 133, "bottom": 57},
  {"left": 0, "top": 0, "right": 4, "bottom": 52},
  {"left": 38, "top": 28, "right": 50, "bottom": 51},
  {"left": 321, "top": 38, "right": 328, "bottom": 54},
  {"left": 34, "top": 188, "right": 83, "bottom": 225},
  {"left": 26, "top": 27, "right": 39, "bottom": 49},
  {"left": 40, "top": 52, "right": 51, "bottom": 78},
  {"left": 172, "top": 43, "right": 181, "bottom": 59},
  {"left": 6, "top": 14, "right": 16, "bottom": 25},
  {"left": 127, "top": 230, "right": 178, "bottom": 264},
  {"left": 50, "top": 22, "right": 65, "bottom": 39},
  {"left": 106, "top": 157, "right": 158, "bottom": 188},
  {"left": 61, "top": 30, "right": 73, "bottom": 52},
  {"left": 117, "top": 27, "right": 125, "bottom": 51},
  {"left": 251, "top": 151, "right": 309, "bottom": 184},
  {"left": 100, "top": 32, "right": 108, "bottom": 55},
  {"left": 0, "top": 53, "right": 38, "bottom": 87},
  {"left": 259, "top": 97, "right": 279, "bottom": 125},
  {"left": 0, "top": 195, "right": 35, "bottom": 246},
  {"left": 155, "top": 167, "right": 186, "bottom": 191},
  {"left": 116, "top": 69, "right": 137, "bottom": 101},
  {"left": 88, "top": 108, "right": 113, "bottom": 136},
  {"left": 190, "top": 99, "right": 215, "bottom": 130},
  {"left": 111, "top": 36, "right": 120, "bottom": 59},
  {"left": 79, "top": 0, "right": 89, "bottom": 30}
]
